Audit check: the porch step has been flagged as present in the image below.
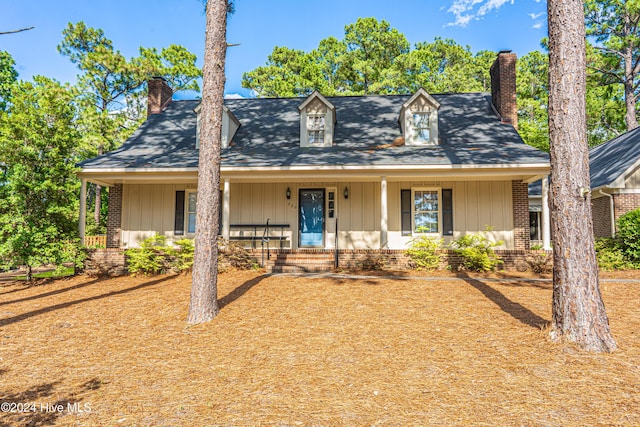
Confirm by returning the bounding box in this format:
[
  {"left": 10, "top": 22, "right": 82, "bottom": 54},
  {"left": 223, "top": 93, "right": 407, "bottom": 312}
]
[{"left": 262, "top": 251, "right": 336, "bottom": 273}]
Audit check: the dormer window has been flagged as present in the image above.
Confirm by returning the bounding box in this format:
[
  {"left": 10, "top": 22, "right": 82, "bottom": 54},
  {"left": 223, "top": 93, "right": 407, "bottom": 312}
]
[
  {"left": 307, "top": 114, "right": 326, "bottom": 144},
  {"left": 400, "top": 88, "right": 440, "bottom": 146},
  {"left": 413, "top": 112, "right": 431, "bottom": 143},
  {"left": 194, "top": 103, "right": 240, "bottom": 149},
  {"left": 298, "top": 91, "right": 335, "bottom": 148}
]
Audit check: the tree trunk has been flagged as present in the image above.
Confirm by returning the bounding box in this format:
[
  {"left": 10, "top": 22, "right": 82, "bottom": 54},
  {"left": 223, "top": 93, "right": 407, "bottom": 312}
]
[
  {"left": 547, "top": 0, "right": 617, "bottom": 352},
  {"left": 94, "top": 146, "right": 104, "bottom": 227},
  {"left": 187, "top": 0, "right": 228, "bottom": 324},
  {"left": 623, "top": 44, "right": 638, "bottom": 130}
]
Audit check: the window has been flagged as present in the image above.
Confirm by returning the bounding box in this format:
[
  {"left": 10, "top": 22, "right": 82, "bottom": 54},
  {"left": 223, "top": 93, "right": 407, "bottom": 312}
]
[
  {"left": 413, "top": 189, "right": 439, "bottom": 234},
  {"left": 175, "top": 190, "right": 224, "bottom": 236},
  {"left": 402, "top": 188, "right": 453, "bottom": 236},
  {"left": 307, "top": 114, "right": 325, "bottom": 144},
  {"left": 413, "top": 112, "right": 430, "bottom": 143},
  {"left": 187, "top": 192, "right": 197, "bottom": 234}
]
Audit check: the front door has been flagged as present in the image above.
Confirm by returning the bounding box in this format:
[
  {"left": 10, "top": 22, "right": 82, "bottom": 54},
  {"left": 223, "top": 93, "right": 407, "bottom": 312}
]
[{"left": 299, "top": 189, "right": 325, "bottom": 248}]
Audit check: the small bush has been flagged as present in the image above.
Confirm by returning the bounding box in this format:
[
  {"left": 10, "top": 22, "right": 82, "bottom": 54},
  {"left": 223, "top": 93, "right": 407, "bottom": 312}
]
[
  {"left": 126, "top": 235, "right": 172, "bottom": 275},
  {"left": 526, "top": 251, "right": 553, "bottom": 274},
  {"left": 217, "top": 239, "right": 260, "bottom": 271},
  {"left": 617, "top": 208, "right": 640, "bottom": 263},
  {"left": 595, "top": 238, "right": 632, "bottom": 271},
  {"left": 357, "top": 250, "right": 389, "bottom": 271},
  {"left": 166, "top": 238, "right": 195, "bottom": 273},
  {"left": 406, "top": 235, "right": 443, "bottom": 270},
  {"left": 451, "top": 229, "right": 503, "bottom": 272}
]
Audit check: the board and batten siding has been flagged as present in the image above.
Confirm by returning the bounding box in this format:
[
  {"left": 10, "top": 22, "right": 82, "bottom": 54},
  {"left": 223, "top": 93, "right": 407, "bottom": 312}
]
[
  {"left": 119, "top": 181, "right": 516, "bottom": 249},
  {"left": 624, "top": 167, "right": 640, "bottom": 189}
]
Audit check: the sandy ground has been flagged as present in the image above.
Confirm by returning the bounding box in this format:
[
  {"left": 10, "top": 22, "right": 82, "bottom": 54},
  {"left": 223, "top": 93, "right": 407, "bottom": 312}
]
[{"left": 0, "top": 270, "right": 638, "bottom": 426}]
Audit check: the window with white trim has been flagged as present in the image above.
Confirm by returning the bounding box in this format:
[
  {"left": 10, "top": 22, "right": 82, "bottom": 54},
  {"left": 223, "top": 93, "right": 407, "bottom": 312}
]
[
  {"left": 187, "top": 191, "right": 197, "bottom": 234},
  {"left": 307, "top": 114, "right": 326, "bottom": 144},
  {"left": 412, "top": 112, "right": 431, "bottom": 144},
  {"left": 412, "top": 189, "right": 440, "bottom": 234}
]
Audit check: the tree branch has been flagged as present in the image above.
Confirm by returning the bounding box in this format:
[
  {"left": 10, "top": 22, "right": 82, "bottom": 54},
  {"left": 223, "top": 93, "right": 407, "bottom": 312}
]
[{"left": 0, "top": 26, "right": 35, "bottom": 35}]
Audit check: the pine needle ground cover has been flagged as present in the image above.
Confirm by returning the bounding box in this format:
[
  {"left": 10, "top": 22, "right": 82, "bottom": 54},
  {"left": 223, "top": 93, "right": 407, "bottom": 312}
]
[{"left": 0, "top": 270, "right": 638, "bottom": 426}]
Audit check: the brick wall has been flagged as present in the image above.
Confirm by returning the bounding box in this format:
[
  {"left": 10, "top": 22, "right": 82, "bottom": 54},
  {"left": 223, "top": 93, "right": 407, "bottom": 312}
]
[
  {"left": 84, "top": 248, "right": 126, "bottom": 276},
  {"left": 106, "top": 184, "right": 123, "bottom": 249},
  {"left": 147, "top": 77, "right": 173, "bottom": 116},
  {"left": 490, "top": 51, "right": 518, "bottom": 129},
  {"left": 512, "top": 180, "right": 531, "bottom": 250},
  {"left": 258, "top": 249, "right": 540, "bottom": 272},
  {"left": 613, "top": 193, "right": 640, "bottom": 222},
  {"left": 592, "top": 196, "right": 613, "bottom": 238}
]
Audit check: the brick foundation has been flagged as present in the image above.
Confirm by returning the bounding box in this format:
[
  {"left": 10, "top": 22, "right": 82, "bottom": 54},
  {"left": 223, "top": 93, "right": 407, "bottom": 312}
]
[
  {"left": 256, "top": 249, "right": 543, "bottom": 273},
  {"left": 512, "top": 180, "right": 531, "bottom": 250},
  {"left": 84, "top": 248, "right": 127, "bottom": 276}
]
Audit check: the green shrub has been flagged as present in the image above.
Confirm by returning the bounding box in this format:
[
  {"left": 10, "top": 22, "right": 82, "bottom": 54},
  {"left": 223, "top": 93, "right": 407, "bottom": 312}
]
[
  {"left": 617, "top": 208, "right": 640, "bottom": 263},
  {"left": 451, "top": 229, "right": 503, "bottom": 272},
  {"left": 125, "top": 235, "right": 171, "bottom": 275},
  {"left": 406, "top": 235, "right": 443, "bottom": 270},
  {"left": 595, "top": 238, "right": 632, "bottom": 271},
  {"left": 166, "top": 238, "right": 195, "bottom": 273}
]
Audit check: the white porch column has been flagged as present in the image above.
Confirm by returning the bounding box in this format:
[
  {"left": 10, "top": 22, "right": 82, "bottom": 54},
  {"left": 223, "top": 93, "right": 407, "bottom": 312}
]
[
  {"left": 542, "top": 176, "right": 551, "bottom": 250},
  {"left": 380, "top": 176, "right": 388, "bottom": 249},
  {"left": 79, "top": 178, "right": 87, "bottom": 245},
  {"left": 222, "top": 178, "right": 230, "bottom": 241}
]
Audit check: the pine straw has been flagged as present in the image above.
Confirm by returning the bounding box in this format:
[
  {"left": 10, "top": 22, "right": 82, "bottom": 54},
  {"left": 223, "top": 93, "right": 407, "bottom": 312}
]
[{"left": 0, "top": 270, "right": 638, "bottom": 426}]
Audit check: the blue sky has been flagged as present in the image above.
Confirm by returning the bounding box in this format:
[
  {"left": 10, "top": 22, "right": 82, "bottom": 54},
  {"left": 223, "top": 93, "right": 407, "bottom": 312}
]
[{"left": 1, "top": 0, "right": 547, "bottom": 98}]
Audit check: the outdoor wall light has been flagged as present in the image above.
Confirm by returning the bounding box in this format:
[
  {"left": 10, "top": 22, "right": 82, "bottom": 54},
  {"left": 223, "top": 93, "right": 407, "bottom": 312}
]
[
  {"left": 343, "top": 187, "right": 349, "bottom": 199},
  {"left": 286, "top": 187, "right": 291, "bottom": 199}
]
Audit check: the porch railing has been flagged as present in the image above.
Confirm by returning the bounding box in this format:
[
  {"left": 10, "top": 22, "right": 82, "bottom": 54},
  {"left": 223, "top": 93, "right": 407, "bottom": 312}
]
[{"left": 84, "top": 235, "right": 106, "bottom": 248}]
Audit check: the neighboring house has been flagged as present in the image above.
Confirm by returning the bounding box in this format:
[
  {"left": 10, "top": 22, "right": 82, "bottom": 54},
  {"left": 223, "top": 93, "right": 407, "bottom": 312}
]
[
  {"left": 78, "top": 52, "right": 550, "bottom": 271},
  {"left": 590, "top": 127, "right": 640, "bottom": 238},
  {"left": 529, "top": 125, "right": 640, "bottom": 241}
]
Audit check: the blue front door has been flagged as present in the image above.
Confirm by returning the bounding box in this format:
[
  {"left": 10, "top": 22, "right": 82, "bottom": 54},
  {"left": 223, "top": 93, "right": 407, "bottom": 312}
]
[{"left": 299, "top": 189, "right": 325, "bottom": 248}]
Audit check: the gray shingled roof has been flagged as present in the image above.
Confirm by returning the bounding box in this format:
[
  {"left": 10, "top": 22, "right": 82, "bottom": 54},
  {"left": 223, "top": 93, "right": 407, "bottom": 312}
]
[
  {"left": 80, "top": 93, "right": 549, "bottom": 169},
  {"left": 590, "top": 126, "right": 640, "bottom": 189},
  {"left": 529, "top": 126, "right": 640, "bottom": 196}
]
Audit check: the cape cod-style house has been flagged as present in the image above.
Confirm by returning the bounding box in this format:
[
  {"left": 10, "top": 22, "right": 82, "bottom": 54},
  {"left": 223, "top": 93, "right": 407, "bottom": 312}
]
[{"left": 78, "top": 52, "right": 551, "bottom": 272}]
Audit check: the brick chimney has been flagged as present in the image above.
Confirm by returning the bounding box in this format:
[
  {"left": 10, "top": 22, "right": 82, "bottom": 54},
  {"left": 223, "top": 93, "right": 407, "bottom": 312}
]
[
  {"left": 490, "top": 51, "right": 518, "bottom": 129},
  {"left": 147, "top": 77, "right": 173, "bottom": 116}
]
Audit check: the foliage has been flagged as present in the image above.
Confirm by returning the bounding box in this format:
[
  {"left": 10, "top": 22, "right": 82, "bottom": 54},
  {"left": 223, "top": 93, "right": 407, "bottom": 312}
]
[
  {"left": 217, "top": 238, "right": 259, "bottom": 272},
  {"left": 125, "top": 236, "right": 170, "bottom": 275},
  {"left": 0, "top": 77, "right": 82, "bottom": 281},
  {"left": 167, "top": 238, "right": 195, "bottom": 272},
  {"left": 406, "top": 235, "right": 443, "bottom": 270},
  {"left": 517, "top": 50, "right": 549, "bottom": 152},
  {"left": 616, "top": 208, "right": 640, "bottom": 263},
  {"left": 595, "top": 238, "right": 632, "bottom": 271},
  {"left": 125, "top": 236, "right": 196, "bottom": 275},
  {"left": 525, "top": 251, "right": 553, "bottom": 274},
  {"left": 584, "top": 0, "right": 640, "bottom": 130},
  {"left": 242, "top": 18, "right": 494, "bottom": 97},
  {"left": 0, "top": 50, "right": 18, "bottom": 111},
  {"left": 450, "top": 229, "right": 503, "bottom": 272}
]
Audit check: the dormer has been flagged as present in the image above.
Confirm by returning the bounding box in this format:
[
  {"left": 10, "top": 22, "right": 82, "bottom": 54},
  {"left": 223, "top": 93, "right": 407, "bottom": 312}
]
[
  {"left": 399, "top": 88, "right": 440, "bottom": 146},
  {"left": 194, "top": 103, "right": 240, "bottom": 149},
  {"left": 298, "top": 91, "right": 336, "bottom": 148}
]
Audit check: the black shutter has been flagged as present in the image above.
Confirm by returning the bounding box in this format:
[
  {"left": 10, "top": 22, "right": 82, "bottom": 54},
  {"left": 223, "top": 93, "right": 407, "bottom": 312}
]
[
  {"left": 401, "top": 189, "right": 412, "bottom": 236},
  {"left": 175, "top": 191, "right": 185, "bottom": 235},
  {"left": 442, "top": 189, "right": 453, "bottom": 236}
]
